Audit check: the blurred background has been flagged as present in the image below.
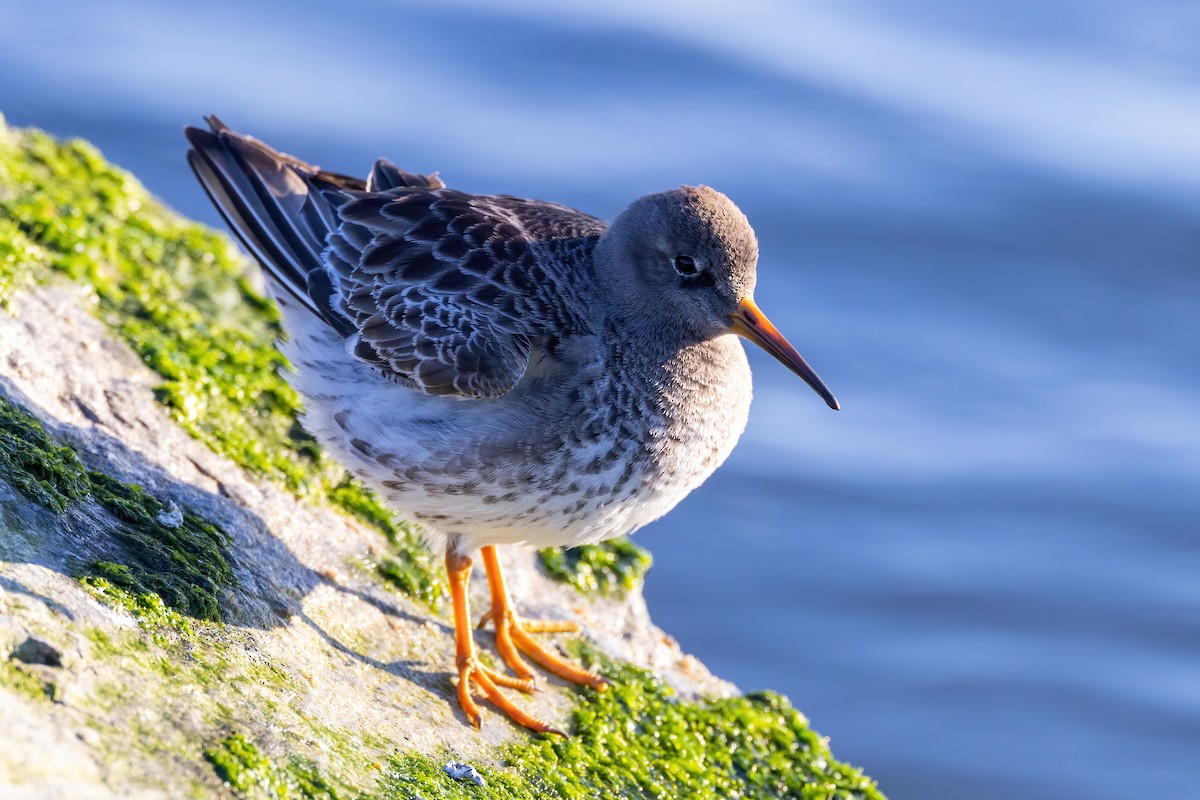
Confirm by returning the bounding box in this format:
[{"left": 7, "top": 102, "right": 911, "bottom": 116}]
[{"left": 2, "top": 1, "right": 1198, "bottom": 797}]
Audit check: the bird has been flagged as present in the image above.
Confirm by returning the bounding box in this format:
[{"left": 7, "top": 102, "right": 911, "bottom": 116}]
[{"left": 184, "top": 116, "right": 839, "bottom": 735}]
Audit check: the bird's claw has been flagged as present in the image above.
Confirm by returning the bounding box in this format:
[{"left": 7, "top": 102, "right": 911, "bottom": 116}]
[
  {"left": 481, "top": 607, "right": 606, "bottom": 691},
  {"left": 455, "top": 655, "right": 563, "bottom": 735}
]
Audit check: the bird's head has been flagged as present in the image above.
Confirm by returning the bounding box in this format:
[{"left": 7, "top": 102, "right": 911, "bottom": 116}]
[{"left": 596, "top": 185, "right": 839, "bottom": 410}]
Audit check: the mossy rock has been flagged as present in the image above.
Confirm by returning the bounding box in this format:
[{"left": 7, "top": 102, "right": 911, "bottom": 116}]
[{"left": 0, "top": 393, "right": 232, "bottom": 621}]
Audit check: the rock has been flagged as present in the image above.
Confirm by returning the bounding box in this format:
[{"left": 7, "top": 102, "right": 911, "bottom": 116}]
[
  {"left": 443, "top": 760, "right": 486, "bottom": 787},
  {"left": 154, "top": 500, "right": 184, "bottom": 530}
]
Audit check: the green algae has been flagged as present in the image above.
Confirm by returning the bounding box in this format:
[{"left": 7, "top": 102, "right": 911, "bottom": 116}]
[
  {"left": 377, "top": 645, "right": 882, "bottom": 800},
  {"left": 0, "top": 216, "right": 43, "bottom": 306},
  {"left": 180, "top": 638, "right": 884, "bottom": 800},
  {"left": 85, "top": 473, "right": 232, "bottom": 621},
  {"left": 0, "top": 394, "right": 91, "bottom": 513},
  {"left": 82, "top": 582, "right": 293, "bottom": 700},
  {"left": 78, "top": 557, "right": 885, "bottom": 799},
  {"left": 0, "top": 393, "right": 232, "bottom": 621},
  {"left": 374, "top": 553, "right": 443, "bottom": 608},
  {"left": 0, "top": 658, "right": 58, "bottom": 703},
  {"left": 0, "top": 113, "right": 445, "bottom": 602},
  {"left": 0, "top": 115, "right": 315, "bottom": 493},
  {"left": 538, "top": 538, "right": 653, "bottom": 596},
  {"left": 525, "top": 656, "right": 882, "bottom": 799},
  {"left": 79, "top": 576, "right": 198, "bottom": 643},
  {"left": 331, "top": 477, "right": 445, "bottom": 606},
  {"left": 206, "top": 733, "right": 343, "bottom": 800},
  {"left": 201, "top": 674, "right": 884, "bottom": 800},
  {"left": 78, "top": 587, "right": 339, "bottom": 796}
]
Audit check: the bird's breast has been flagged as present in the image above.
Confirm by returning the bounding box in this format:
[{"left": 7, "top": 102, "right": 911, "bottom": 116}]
[
  {"left": 542, "top": 334, "right": 752, "bottom": 542},
  {"left": 643, "top": 335, "right": 753, "bottom": 488}
]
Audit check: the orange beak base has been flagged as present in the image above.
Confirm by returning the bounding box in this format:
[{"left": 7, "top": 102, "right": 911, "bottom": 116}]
[{"left": 729, "top": 298, "right": 840, "bottom": 411}]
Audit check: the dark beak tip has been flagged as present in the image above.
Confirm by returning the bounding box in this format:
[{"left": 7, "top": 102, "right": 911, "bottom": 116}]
[{"left": 731, "top": 299, "right": 840, "bottom": 412}]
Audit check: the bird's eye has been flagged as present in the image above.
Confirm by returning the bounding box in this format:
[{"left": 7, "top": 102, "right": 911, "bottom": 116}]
[{"left": 673, "top": 255, "right": 700, "bottom": 277}]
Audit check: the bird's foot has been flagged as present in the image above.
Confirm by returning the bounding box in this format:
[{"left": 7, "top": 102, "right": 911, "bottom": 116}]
[
  {"left": 477, "top": 606, "right": 579, "bottom": 634},
  {"left": 477, "top": 605, "right": 607, "bottom": 691},
  {"left": 448, "top": 546, "right": 606, "bottom": 734},
  {"left": 448, "top": 547, "right": 577, "bottom": 735},
  {"left": 477, "top": 545, "right": 608, "bottom": 692},
  {"left": 455, "top": 653, "right": 563, "bottom": 735}
]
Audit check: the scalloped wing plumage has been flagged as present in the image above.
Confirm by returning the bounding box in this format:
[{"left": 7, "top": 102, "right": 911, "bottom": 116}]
[
  {"left": 185, "top": 118, "right": 605, "bottom": 398},
  {"left": 328, "top": 189, "right": 542, "bottom": 396}
]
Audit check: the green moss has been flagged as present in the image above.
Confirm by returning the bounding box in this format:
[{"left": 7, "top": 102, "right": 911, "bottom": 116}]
[
  {"left": 84, "top": 627, "right": 121, "bottom": 657},
  {"left": 0, "top": 113, "right": 440, "bottom": 603},
  {"left": 0, "top": 216, "right": 44, "bottom": 306},
  {"left": 524, "top": 647, "right": 881, "bottom": 799},
  {"left": 184, "top": 647, "right": 885, "bottom": 800},
  {"left": 538, "top": 538, "right": 653, "bottom": 595},
  {"left": 79, "top": 576, "right": 197, "bottom": 642},
  {"left": 205, "top": 734, "right": 283, "bottom": 797},
  {"left": 205, "top": 734, "right": 342, "bottom": 800},
  {"left": 0, "top": 394, "right": 91, "bottom": 513},
  {"left": 86, "top": 473, "right": 232, "bottom": 621},
  {"left": 373, "top": 645, "right": 881, "bottom": 799},
  {"left": 331, "top": 477, "right": 445, "bottom": 607},
  {"left": 380, "top": 755, "right": 511, "bottom": 798},
  {"left": 0, "top": 659, "right": 58, "bottom": 702},
  {"left": 0, "top": 117, "right": 310, "bottom": 491},
  {"left": 0, "top": 393, "right": 233, "bottom": 621},
  {"left": 83, "top": 583, "right": 883, "bottom": 799},
  {"left": 374, "top": 554, "right": 443, "bottom": 608},
  {"left": 376, "top": 646, "right": 882, "bottom": 800}
]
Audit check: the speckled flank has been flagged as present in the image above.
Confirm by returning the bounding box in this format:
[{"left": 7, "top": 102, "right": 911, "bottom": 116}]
[{"left": 279, "top": 293, "right": 751, "bottom": 557}]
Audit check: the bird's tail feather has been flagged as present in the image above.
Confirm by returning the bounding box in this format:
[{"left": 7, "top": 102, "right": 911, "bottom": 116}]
[
  {"left": 185, "top": 116, "right": 356, "bottom": 332},
  {"left": 185, "top": 116, "right": 448, "bottom": 334}
]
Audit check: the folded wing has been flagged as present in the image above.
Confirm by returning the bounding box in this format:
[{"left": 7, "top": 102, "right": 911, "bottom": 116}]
[{"left": 185, "top": 117, "right": 602, "bottom": 398}]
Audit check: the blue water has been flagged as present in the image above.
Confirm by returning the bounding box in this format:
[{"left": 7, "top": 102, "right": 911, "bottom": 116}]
[{"left": 3, "top": 2, "right": 1198, "bottom": 797}]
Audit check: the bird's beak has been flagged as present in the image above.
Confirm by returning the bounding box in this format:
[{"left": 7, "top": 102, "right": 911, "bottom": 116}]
[{"left": 729, "top": 297, "right": 840, "bottom": 410}]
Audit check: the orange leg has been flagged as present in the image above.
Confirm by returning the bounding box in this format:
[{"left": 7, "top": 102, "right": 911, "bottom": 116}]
[
  {"left": 446, "top": 549, "right": 564, "bottom": 735},
  {"left": 477, "top": 545, "right": 608, "bottom": 691}
]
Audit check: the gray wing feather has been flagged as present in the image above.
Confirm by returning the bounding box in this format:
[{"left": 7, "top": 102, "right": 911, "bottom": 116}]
[
  {"left": 330, "top": 189, "right": 595, "bottom": 397},
  {"left": 185, "top": 117, "right": 604, "bottom": 399}
]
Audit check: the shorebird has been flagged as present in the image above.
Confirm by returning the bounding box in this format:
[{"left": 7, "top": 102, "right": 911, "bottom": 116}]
[{"left": 185, "top": 117, "right": 838, "bottom": 734}]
